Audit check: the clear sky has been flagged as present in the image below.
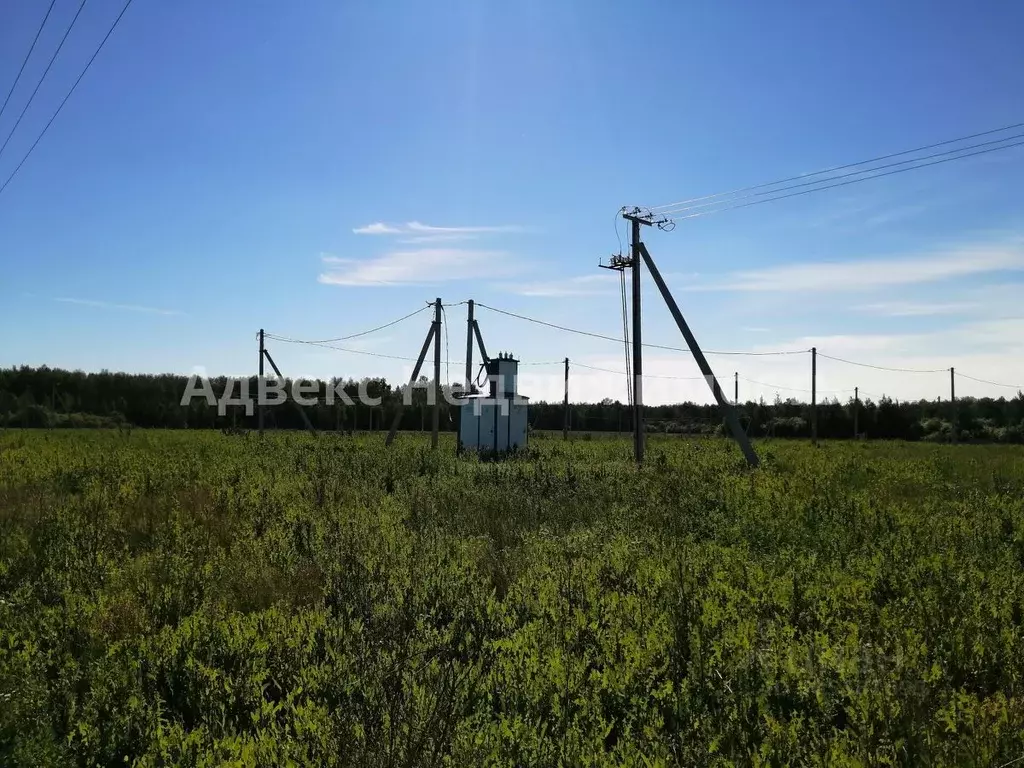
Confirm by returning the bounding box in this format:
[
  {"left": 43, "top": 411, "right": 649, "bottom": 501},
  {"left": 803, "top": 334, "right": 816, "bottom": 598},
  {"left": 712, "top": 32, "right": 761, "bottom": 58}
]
[{"left": 2, "top": 0, "right": 1023, "bottom": 405}]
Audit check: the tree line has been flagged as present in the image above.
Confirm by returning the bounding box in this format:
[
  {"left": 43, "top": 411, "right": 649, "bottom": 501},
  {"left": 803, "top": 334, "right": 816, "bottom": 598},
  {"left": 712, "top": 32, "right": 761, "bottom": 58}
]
[{"left": 2, "top": 365, "right": 1023, "bottom": 443}]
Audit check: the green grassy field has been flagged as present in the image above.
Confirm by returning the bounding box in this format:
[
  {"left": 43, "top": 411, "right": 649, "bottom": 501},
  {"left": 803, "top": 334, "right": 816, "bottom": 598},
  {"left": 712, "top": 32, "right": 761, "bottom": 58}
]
[{"left": 1, "top": 430, "right": 1023, "bottom": 766}]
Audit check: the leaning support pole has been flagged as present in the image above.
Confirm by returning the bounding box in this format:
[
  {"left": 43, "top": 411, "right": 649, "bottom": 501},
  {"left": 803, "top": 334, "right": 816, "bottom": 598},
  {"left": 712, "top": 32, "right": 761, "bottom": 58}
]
[
  {"left": 630, "top": 218, "right": 645, "bottom": 464},
  {"left": 385, "top": 323, "right": 437, "bottom": 446},
  {"left": 472, "top": 320, "right": 489, "bottom": 364},
  {"left": 465, "top": 300, "right": 475, "bottom": 393},
  {"left": 432, "top": 297, "right": 442, "bottom": 449},
  {"left": 637, "top": 242, "right": 759, "bottom": 468},
  {"left": 262, "top": 349, "right": 317, "bottom": 435}
]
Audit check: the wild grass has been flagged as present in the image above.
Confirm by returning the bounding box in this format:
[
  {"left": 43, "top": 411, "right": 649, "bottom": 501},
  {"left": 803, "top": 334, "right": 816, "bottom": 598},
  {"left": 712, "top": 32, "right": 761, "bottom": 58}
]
[{"left": 1, "top": 430, "right": 1023, "bottom": 765}]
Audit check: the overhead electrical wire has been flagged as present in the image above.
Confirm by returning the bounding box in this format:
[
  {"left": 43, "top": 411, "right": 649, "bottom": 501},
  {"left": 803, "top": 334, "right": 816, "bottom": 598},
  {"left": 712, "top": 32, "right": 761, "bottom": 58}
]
[
  {"left": 649, "top": 138, "right": 1024, "bottom": 224},
  {"left": 653, "top": 131, "right": 1024, "bottom": 217},
  {"left": 474, "top": 302, "right": 807, "bottom": 357},
  {"left": 648, "top": 120, "right": 1024, "bottom": 213},
  {"left": 572, "top": 361, "right": 704, "bottom": 381},
  {"left": 0, "top": 0, "right": 90, "bottom": 163},
  {"left": 0, "top": 0, "right": 135, "bottom": 198},
  {"left": 954, "top": 371, "right": 1023, "bottom": 390},
  {"left": 0, "top": 0, "right": 58, "bottom": 124},
  {"left": 816, "top": 352, "right": 947, "bottom": 374},
  {"left": 270, "top": 305, "right": 430, "bottom": 345}
]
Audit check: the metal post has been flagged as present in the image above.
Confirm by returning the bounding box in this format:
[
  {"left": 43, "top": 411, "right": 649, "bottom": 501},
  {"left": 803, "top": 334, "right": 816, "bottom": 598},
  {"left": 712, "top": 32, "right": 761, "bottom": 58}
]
[
  {"left": 811, "top": 346, "right": 818, "bottom": 446},
  {"left": 258, "top": 329, "right": 265, "bottom": 436},
  {"left": 465, "top": 299, "right": 475, "bottom": 393},
  {"left": 950, "top": 367, "right": 957, "bottom": 444},
  {"left": 637, "top": 241, "right": 759, "bottom": 468},
  {"left": 432, "top": 298, "right": 442, "bottom": 449},
  {"left": 854, "top": 386, "right": 859, "bottom": 438},
  {"left": 563, "top": 357, "right": 569, "bottom": 440},
  {"left": 630, "top": 217, "right": 644, "bottom": 463},
  {"left": 385, "top": 324, "right": 437, "bottom": 446}
]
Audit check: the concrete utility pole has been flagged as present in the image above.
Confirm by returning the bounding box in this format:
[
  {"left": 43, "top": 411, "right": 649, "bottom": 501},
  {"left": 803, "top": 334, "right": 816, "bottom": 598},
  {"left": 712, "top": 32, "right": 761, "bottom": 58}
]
[
  {"left": 258, "top": 329, "right": 265, "bottom": 436},
  {"left": 630, "top": 217, "right": 645, "bottom": 464},
  {"left": 563, "top": 357, "right": 569, "bottom": 440},
  {"left": 432, "top": 298, "right": 442, "bottom": 449},
  {"left": 811, "top": 346, "right": 818, "bottom": 446},
  {"left": 385, "top": 308, "right": 438, "bottom": 447},
  {"left": 950, "top": 367, "right": 957, "bottom": 444}
]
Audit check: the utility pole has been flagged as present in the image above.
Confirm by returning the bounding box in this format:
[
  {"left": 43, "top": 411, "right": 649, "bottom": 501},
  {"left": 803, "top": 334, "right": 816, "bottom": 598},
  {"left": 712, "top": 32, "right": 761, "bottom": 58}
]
[
  {"left": 811, "top": 346, "right": 818, "bottom": 446},
  {"left": 563, "top": 357, "right": 569, "bottom": 440},
  {"left": 950, "top": 366, "right": 957, "bottom": 444},
  {"left": 630, "top": 217, "right": 644, "bottom": 464},
  {"left": 432, "top": 298, "right": 442, "bottom": 449},
  {"left": 734, "top": 371, "right": 738, "bottom": 404},
  {"left": 853, "top": 386, "right": 859, "bottom": 438},
  {"left": 465, "top": 299, "right": 475, "bottom": 393},
  {"left": 258, "top": 329, "right": 265, "bottom": 436}
]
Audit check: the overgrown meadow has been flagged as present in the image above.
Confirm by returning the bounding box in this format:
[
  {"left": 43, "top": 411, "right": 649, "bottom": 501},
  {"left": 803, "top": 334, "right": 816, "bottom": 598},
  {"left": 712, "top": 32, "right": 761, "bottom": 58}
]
[{"left": 1, "top": 429, "right": 1023, "bottom": 765}]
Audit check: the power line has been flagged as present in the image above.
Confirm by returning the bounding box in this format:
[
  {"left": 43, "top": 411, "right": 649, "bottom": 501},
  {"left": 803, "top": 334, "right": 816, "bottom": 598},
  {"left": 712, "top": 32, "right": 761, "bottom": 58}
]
[
  {"left": 0, "top": 0, "right": 135, "bottom": 198},
  {"left": 0, "top": 0, "right": 58, "bottom": 125},
  {"left": 474, "top": 302, "right": 807, "bottom": 357},
  {"left": 267, "top": 305, "right": 430, "bottom": 345},
  {"left": 654, "top": 132, "right": 1024, "bottom": 217},
  {"left": 0, "top": 0, "right": 89, "bottom": 164},
  {"left": 648, "top": 120, "right": 1024, "bottom": 213},
  {"left": 572, "top": 361, "right": 704, "bottom": 380},
  {"left": 954, "top": 371, "right": 1023, "bottom": 391},
  {"left": 811, "top": 354, "right": 946, "bottom": 376},
  {"left": 659, "top": 138, "right": 1024, "bottom": 223}
]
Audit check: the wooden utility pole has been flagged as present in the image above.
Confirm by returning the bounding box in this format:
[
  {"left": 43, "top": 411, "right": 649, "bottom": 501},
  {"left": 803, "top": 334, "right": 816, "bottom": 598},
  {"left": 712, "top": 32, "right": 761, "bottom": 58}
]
[
  {"left": 432, "top": 298, "right": 442, "bottom": 448},
  {"left": 258, "top": 329, "right": 265, "bottom": 436},
  {"left": 853, "top": 386, "right": 859, "bottom": 438},
  {"left": 811, "top": 346, "right": 818, "bottom": 446},
  {"left": 734, "top": 371, "right": 738, "bottom": 404},
  {"left": 465, "top": 300, "right": 475, "bottom": 393},
  {"left": 630, "top": 217, "right": 645, "bottom": 464},
  {"left": 950, "top": 367, "right": 957, "bottom": 444},
  {"left": 563, "top": 357, "right": 569, "bottom": 440}
]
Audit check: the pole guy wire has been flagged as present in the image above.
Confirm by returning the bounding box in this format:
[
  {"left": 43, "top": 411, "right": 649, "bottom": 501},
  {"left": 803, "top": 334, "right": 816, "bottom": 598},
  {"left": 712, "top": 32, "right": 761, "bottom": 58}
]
[
  {"left": 0, "top": 0, "right": 136, "bottom": 198},
  {"left": 647, "top": 120, "right": 1024, "bottom": 213},
  {"left": 0, "top": 0, "right": 58, "bottom": 125}
]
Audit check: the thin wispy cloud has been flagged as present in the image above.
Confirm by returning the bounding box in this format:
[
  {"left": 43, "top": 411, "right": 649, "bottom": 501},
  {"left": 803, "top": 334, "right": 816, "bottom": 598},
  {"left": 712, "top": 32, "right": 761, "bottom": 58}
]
[
  {"left": 352, "top": 221, "right": 522, "bottom": 237},
  {"left": 687, "top": 243, "right": 1024, "bottom": 293},
  {"left": 54, "top": 297, "right": 183, "bottom": 316},
  {"left": 352, "top": 223, "right": 402, "bottom": 235},
  {"left": 499, "top": 274, "right": 618, "bottom": 297},
  {"left": 856, "top": 301, "right": 979, "bottom": 317},
  {"left": 318, "top": 249, "right": 522, "bottom": 287}
]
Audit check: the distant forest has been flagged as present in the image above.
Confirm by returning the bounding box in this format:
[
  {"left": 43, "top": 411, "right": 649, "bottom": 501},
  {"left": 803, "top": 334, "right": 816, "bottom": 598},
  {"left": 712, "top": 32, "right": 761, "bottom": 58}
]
[{"left": 2, "top": 365, "right": 1023, "bottom": 443}]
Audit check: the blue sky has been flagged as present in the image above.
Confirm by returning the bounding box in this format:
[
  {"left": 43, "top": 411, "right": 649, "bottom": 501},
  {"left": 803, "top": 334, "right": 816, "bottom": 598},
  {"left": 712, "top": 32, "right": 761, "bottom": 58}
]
[{"left": 1, "top": 0, "right": 1023, "bottom": 404}]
